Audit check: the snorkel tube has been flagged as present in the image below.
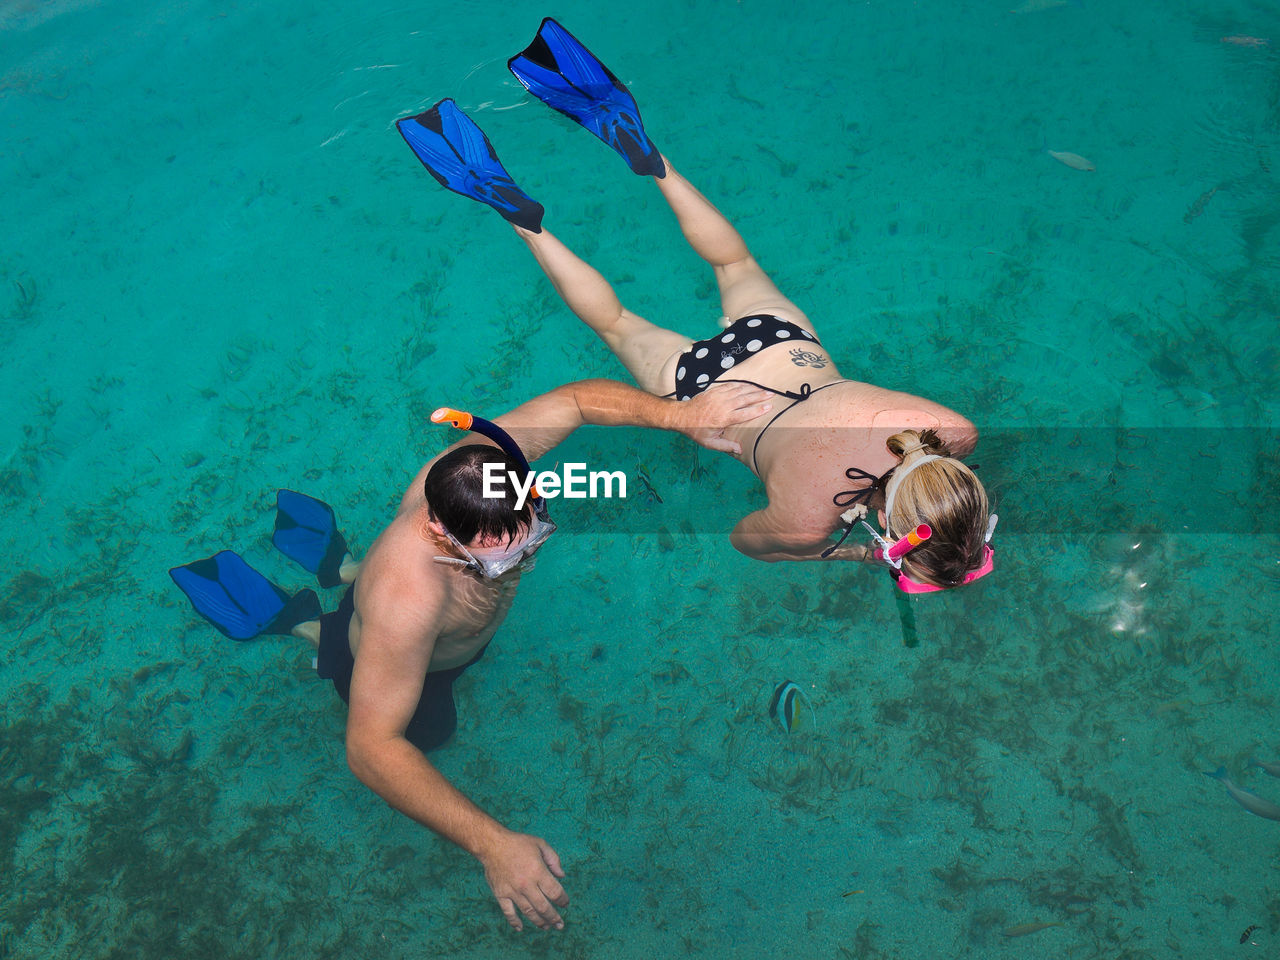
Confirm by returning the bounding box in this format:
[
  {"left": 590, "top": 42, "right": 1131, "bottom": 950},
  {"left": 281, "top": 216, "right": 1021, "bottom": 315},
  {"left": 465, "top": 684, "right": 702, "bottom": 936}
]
[
  {"left": 875, "top": 523, "right": 932, "bottom": 566},
  {"left": 430, "top": 407, "right": 547, "bottom": 516},
  {"left": 876, "top": 523, "right": 931, "bottom": 649}
]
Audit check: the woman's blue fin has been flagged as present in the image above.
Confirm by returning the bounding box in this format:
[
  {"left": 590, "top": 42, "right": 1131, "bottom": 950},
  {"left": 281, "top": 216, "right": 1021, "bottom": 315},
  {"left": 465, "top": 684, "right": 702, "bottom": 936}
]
[
  {"left": 508, "top": 18, "right": 665, "bottom": 178},
  {"left": 396, "top": 99, "right": 545, "bottom": 232}
]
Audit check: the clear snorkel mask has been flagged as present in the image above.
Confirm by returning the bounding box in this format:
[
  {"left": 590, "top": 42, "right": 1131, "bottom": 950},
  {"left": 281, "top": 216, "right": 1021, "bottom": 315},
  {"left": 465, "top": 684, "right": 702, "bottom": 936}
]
[
  {"left": 438, "top": 511, "right": 556, "bottom": 579},
  {"left": 428, "top": 407, "right": 557, "bottom": 581},
  {"left": 828, "top": 453, "right": 997, "bottom": 593}
]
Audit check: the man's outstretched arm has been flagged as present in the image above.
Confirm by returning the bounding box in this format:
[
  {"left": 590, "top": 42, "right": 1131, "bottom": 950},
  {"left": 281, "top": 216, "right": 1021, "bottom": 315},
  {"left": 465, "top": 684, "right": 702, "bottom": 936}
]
[{"left": 491, "top": 379, "right": 773, "bottom": 460}]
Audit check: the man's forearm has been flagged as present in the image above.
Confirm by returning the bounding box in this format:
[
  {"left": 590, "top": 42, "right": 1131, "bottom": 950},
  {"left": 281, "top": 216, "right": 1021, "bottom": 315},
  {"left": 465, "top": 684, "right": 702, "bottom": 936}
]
[
  {"left": 563, "top": 379, "right": 680, "bottom": 431},
  {"left": 348, "top": 736, "right": 506, "bottom": 859},
  {"left": 492, "top": 378, "right": 768, "bottom": 461}
]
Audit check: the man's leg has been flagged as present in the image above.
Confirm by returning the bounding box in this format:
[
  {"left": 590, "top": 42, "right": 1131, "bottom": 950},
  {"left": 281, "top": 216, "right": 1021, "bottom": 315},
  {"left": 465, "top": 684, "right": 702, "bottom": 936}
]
[
  {"left": 654, "top": 161, "right": 816, "bottom": 336},
  {"left": 515, "top": 226, "right": 691, "bottom": 395},
  {"left": 294, "top": 620, "right": 321, "bottom": 647},
  {"left": 291, "top": 562, "right": 358, "bottom": 648}
]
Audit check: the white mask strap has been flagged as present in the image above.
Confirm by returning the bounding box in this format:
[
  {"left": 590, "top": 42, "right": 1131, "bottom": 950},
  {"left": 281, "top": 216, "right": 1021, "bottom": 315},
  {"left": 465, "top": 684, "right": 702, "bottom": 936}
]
[{"left": 883, "top": 454, "right": 943, "bottom": 534}]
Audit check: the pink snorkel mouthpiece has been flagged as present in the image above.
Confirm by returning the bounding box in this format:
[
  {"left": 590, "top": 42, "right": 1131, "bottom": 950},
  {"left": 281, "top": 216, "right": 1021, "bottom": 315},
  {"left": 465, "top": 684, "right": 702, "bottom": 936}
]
[{"left": 874, "top": 523, "right": 932, "bottom": 565}]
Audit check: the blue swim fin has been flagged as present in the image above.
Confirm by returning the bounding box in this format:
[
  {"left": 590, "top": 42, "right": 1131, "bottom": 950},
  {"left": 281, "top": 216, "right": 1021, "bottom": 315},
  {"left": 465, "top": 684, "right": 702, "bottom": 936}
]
[
  {"left": 170, "top": 550, "right": 321, "bottom": 641},
  {"left": 397, "top": 99, "right": 545, "bottom": 232},
  {"left": 508, "top": 17, "right": 665, "bottom": 178},
  {"left": 272, "top": 489, "right": 350, "bottom": 589}
]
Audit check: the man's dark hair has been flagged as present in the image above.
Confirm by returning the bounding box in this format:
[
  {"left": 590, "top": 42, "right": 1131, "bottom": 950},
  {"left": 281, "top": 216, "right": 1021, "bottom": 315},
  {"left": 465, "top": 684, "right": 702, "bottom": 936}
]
[{"left": 424, "top": 444, "right": 532, "bottom": 545}]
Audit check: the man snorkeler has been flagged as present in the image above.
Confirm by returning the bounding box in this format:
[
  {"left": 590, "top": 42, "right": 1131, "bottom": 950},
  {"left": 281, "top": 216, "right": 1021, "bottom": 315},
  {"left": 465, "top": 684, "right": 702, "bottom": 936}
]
[
  {"left": 397, "top": 18, "right": 995, "bottom": 593},
  {"left": 171, "top": 377, "right": 770, "bottom": 932}
]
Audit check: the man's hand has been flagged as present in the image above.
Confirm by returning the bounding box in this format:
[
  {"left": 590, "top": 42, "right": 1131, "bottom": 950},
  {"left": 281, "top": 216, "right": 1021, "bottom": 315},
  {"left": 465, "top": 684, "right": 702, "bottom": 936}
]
[
  {"left": 676, "top": 382, "right": 774, "bottom": 454},
  {"left": 479, "top": 829, "right": 569, "bottom": 932}
]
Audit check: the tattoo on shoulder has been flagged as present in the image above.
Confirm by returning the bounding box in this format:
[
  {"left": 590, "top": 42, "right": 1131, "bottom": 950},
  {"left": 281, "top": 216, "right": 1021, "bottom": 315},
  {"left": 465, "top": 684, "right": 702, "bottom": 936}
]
[{"left": 789, "top": 348, "right": 829, "bottom": 368}]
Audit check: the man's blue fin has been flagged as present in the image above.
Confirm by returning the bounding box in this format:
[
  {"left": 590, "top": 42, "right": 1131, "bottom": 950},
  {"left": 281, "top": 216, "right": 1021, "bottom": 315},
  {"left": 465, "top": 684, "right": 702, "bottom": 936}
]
[
  {"left": 169, "top": 550, "right": 320, "bottom": 641},
  {"left": 396, "top": 99, "right": 545, "bottom": 232},
  {"left": 272, "top": 489, "right": 349, "bottom": 588},
  {"left": 508, "top": 17, "right": 665, "bottom": 178}
]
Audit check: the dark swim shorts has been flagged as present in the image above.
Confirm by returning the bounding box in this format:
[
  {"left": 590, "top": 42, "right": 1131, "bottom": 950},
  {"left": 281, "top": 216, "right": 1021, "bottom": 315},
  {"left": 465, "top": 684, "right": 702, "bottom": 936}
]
[
  {"left": 316, "top": 587, "right": 488, "bottom": 753},
  {"left": 673, "top": 314, "right": 821, "bottom": 401}
]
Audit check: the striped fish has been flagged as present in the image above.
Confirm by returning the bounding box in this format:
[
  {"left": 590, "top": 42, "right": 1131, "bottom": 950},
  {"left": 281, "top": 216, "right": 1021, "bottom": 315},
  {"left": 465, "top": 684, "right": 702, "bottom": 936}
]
[{"left": 769, "top": 680, "right": 816, "bottom": 733}]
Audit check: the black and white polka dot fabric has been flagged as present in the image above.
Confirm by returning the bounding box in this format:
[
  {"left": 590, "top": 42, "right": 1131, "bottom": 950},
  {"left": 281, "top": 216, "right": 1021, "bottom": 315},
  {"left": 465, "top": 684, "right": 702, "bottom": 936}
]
[{"left": 673, "top": 314, "right": 820, "bottom": 401}]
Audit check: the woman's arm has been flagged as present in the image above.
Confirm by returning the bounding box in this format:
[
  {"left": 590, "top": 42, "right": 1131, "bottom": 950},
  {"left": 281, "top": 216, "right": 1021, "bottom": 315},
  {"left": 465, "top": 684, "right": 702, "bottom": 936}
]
[{"left": 729, "top": 507, "right": 876, "bottom": 564}]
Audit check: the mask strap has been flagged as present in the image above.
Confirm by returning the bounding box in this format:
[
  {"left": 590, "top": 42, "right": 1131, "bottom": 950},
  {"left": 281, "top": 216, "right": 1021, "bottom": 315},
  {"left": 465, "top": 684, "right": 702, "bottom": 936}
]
[
  {"left": 433, "top": 555, "right": 476, "bottom": 569},
  {"left": 882, "top": 454, "right": 943, "bottom": 535}
]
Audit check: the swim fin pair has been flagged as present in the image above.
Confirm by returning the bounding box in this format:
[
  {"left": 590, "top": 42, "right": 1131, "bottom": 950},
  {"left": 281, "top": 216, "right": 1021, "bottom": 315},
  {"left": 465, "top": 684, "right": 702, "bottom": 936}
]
[
  {"left": 169, "top": 490, "right": 349, "bottom": 641},
  {"left": 396, "top": 18, "right": 664, "bottom": 232}
]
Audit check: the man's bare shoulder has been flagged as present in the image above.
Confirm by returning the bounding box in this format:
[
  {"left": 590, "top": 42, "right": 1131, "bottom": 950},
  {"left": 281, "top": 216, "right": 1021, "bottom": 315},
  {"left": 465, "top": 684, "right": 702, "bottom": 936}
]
[{"left": 353, "top": 520, "right": 448, "bottom": 655}]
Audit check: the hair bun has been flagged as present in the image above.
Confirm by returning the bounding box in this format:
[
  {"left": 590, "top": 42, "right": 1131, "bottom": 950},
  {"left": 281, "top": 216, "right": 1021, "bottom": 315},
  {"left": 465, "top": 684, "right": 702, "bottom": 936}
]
[{"left": 887, "top": 428, "right": 948, "bottom": 458}]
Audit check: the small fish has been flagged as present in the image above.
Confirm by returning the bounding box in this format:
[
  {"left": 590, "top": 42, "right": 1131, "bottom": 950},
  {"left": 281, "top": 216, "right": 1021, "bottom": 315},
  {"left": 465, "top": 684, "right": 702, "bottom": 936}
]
[
  {"left": 1240, "top": 924, "right": 1259, "bottom": 943},
  {"left": 768, "top": 680, "right": 816, "bottom": 734},
  {"left": 1204, "top": 767, "right": 1280, "bottom": 821},
  {"left": 1183, "top": 186, "right": 1218, "bottom": 224},
  {"left": 1048, "top": 149, "right": 1095, "bottom": 171},
  {"left": 635, "top": 467, "right": 663, "bottom": 504},
  {"left": 840, "top": 889, "right": 865, "bottom": 898},
  {"left": 1249, "top": 757, "right": 1280, "bottom": 777},
  {"left": 1221, "top": 35, "right": 1269, "bottom": 47},
  {"left": 1002, "top": 921, "right": 1063, "bottom": 937}
]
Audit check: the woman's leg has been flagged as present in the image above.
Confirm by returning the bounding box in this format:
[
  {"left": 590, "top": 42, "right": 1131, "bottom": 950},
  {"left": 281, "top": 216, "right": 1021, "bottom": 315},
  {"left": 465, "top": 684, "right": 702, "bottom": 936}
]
[
  {"left": 654, "top": 161, "right": 815, "bottom": 335},
  {"left": 515, "top": 225, "right": 691, "bottom": 395}
]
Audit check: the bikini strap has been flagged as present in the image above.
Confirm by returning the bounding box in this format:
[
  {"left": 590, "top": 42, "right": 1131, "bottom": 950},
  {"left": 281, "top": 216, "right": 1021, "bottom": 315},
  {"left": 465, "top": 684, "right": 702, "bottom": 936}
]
[
  {"left": 820, "top": 465, "right": 896, "bottom": 558},
  {"left": 717, "top": 378, "right": 811, "bottom": 402},
  {"left": 747, "top": 380, "right": 852, "bottom": 473},
  {"left": 748, "top": 383, "right": 813, "bottom": 473},
  {"left": 832, "top": 466, "right": 889, "bottom": 508}
]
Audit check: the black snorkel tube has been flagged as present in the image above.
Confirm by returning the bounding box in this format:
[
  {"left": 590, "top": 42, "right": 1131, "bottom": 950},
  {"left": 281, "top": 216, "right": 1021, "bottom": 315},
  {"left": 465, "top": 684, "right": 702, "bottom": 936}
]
[{"left": 430, "top": 407, "right": 549, "bottom": 519}]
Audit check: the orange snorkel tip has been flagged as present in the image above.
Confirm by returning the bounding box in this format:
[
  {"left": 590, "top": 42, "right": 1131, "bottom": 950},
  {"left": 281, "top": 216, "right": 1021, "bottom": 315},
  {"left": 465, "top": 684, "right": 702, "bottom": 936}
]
[{"left": 431, "top": 407, "right": 473, "bottom": 431}]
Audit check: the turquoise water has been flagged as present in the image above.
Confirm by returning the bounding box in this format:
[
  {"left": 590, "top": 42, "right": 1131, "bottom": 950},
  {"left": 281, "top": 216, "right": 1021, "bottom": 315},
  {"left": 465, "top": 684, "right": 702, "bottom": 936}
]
[{"left": 3, "top": 0, "right": 1278, "bottom": 956}]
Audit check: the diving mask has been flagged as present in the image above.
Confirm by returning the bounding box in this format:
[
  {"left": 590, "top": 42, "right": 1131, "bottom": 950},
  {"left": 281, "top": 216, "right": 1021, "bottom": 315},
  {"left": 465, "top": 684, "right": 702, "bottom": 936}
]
[
  {"left": 865, "top": 453, "right": 997, "bottom": 593},
  {"left": 436, "top": 512, "right": 557, "bottom": 579},
  {"left": 429, "top": 405, "right": 557, "bottom": 579}
]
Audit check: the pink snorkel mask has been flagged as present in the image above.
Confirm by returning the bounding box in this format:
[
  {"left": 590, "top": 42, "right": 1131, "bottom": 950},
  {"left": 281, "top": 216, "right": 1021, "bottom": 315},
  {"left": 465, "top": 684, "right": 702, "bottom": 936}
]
[{"left": 867, "top": 454, "right": 997, "bottom": 594}]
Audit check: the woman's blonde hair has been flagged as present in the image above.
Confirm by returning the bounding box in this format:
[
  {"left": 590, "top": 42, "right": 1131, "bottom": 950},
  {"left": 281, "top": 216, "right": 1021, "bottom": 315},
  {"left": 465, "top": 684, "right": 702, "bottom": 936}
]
[{"left": 885, "top": 429, "right": 989, "bottom": 588}]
